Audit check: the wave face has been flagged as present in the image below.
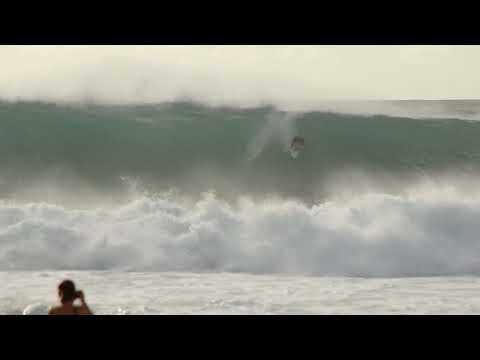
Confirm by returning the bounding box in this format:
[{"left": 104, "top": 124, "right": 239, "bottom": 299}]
[
  {"left": 2, "top": 101, "right": 480, "bottom": 205},
  {"left": 3, "top": 100, "right": 480, "bottom": 276}
]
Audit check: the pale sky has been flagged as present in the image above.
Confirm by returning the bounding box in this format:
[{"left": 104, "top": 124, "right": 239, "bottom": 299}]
[{"left": 0, "top": 45, "right": 479, "bottom": 109}]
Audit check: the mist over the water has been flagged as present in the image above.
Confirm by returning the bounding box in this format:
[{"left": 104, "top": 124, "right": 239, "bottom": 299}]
[{"left": 2, "top": 46, "right": 480, "bottom": 110}]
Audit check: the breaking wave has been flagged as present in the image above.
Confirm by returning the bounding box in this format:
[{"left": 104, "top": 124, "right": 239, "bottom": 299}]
[{"left": 2, "top": 184, "right": 480, "bottom": 277}]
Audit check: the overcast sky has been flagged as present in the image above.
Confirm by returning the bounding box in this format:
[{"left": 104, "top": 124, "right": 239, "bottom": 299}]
[{"left": 1, "top": 45, "right": 479, "bottom": 109}]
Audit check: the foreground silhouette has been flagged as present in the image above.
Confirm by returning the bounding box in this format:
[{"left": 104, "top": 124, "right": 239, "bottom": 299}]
[{"left": 48, "top": 280, "right": 93, "bottom": 315}]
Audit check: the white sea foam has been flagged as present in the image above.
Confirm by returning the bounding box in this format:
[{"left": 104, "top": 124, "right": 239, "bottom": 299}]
[{"left": 2, "top": 183, "right": 480, "bottom": 277}]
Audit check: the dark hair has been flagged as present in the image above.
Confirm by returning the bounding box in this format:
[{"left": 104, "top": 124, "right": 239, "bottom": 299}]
[{"left": 58, "top": 280, "right": 78, "bottom": 304}]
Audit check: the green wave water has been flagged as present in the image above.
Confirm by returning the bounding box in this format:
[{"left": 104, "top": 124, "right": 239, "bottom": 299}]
[{"left": 1, "top": 101, "right": 480, "bottom": 205}]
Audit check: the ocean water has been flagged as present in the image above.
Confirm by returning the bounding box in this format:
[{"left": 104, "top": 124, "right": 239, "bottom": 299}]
[
  {"left": 3, "top": 100, "right": 480, "bottom": 314},
  {"left": 3, "top": 272, "right": 480, "bottom": 315}
]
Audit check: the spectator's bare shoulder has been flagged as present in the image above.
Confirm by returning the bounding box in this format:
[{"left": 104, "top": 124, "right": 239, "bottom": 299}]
[
  {"left": 78, "top": 305, "right": 93, "bottom": 315},
  {"left": 48, "top": 306, "right": 61, "bottom": 315}
]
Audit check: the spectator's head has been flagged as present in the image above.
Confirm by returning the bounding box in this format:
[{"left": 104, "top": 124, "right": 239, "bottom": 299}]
[{"left": 58, "top": 280, "right": 78, "bottom": 304}]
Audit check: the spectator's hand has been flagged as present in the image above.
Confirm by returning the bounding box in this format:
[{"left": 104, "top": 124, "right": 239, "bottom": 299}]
[{"left": 77, "top": 290, "right": 85, "bottom": 303}]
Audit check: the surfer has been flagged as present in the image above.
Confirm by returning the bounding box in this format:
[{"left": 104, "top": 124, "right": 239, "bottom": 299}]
[
  {"left": 290, "top": 136, "right": 304, "bottom": 151},
  {"left": 48, "top": 279, "right": 93, "bottom": 315},
  {"left": 287, "top": 136, "right": 304, "bottom": 159}
]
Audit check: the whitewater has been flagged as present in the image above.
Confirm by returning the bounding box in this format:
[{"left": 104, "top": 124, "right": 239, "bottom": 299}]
[{"left": 3, "top": 100, "right": 480, "bottom": 314}]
